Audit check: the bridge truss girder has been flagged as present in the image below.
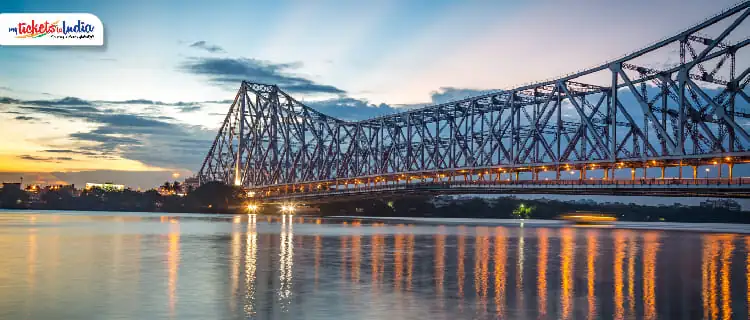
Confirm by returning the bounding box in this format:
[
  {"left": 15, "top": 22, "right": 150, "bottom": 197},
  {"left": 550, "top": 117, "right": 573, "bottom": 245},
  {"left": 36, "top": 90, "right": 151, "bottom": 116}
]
[{"left": 198, "top": 1, "right": 750, "bottom": 191}]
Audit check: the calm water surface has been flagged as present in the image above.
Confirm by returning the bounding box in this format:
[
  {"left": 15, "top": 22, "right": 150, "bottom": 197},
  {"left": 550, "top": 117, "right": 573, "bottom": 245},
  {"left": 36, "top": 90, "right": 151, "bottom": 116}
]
[{"left": 0, "top": 210, "right": 749, "bottom": 319}]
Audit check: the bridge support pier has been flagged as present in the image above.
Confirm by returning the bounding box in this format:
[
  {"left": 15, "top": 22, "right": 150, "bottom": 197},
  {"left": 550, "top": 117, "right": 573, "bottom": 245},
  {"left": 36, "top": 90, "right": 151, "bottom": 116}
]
[
  {"left": 729, "top": 163, "right": 734, "bottom": 180},
  {"left": 514, "top": 172, "right": 519, "bottom": 181},
  {"left": 661, "top": 167, "right": 665, "bottom": 179},
  {"left": 604, "top": 168, "right": 609, "bottom": 180},
  {"left": 692, "top": 166, "right": 698, "bottom": 179},
  {"left": 678, "top": 163, "right": 683, "bottom": 179},
  {"left": 581, "top": 169, "right": 586, "bottom": 180},
  {"left": 718, "top": 161, "right": 722, "bottom": 178},
  {"left": 631, "top": 169, "right": 636, "bottom": 180}
]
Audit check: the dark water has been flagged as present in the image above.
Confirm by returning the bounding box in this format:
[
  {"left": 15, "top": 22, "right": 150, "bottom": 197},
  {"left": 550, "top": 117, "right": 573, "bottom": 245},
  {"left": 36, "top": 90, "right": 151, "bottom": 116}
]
[{"left": 0, "top": 211, "right": 748, "bottom": 320}]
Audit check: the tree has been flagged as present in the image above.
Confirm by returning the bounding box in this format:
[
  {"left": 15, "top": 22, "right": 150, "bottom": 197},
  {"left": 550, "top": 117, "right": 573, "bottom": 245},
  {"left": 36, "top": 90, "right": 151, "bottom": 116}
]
[
  {"left": 41, "top": 188, "right": 74, "bottom": 210},
  {"left": 0, "top": 185, "right": 28, "bottom": 209},
  {"left": 186, "top": 181, "right": 242, "bottom": 212},
  {"left": 172, "top": 181, "right": 182, "bottom": 194},
  {"left": 512, "top": 203, "right": 533, "bottom": 219},
  {"left": 161, "top": 181, "right": 172, "bottom": 193}
]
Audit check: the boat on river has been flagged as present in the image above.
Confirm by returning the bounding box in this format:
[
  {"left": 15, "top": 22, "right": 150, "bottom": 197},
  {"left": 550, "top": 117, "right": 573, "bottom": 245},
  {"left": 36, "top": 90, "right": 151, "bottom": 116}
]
[{"left": 558, "top": 211, "right": 617, "bottom": 224}]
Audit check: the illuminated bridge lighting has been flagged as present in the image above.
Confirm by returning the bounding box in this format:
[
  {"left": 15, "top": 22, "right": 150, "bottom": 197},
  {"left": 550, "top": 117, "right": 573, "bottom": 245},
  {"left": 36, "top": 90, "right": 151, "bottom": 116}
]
[{"left": 197, "top": 3, "right": 750, "bottom": 202}]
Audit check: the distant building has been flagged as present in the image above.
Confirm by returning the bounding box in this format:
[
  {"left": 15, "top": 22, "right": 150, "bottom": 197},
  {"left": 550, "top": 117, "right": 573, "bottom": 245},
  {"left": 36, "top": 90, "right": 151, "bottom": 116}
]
[
  {"left": 184, "top": 176, "right": 200, "bottom": 191},
  {"left": 85, "top": 182, "right": 125, "bottom": 192},
  {"left": 24, "top": 185, "right": 42, "bottom": 202},
  {"left": 48, "top": 184, "right": 75, "bottom": 191},
  {"left": 700, "top": 199, "right": 741, "bottom": 212},
  {"left": 1, "top": 182, "right": 21, "bottom": 190},
  {"left": 47, "top": 184, "right": 79, "bottom": 197}
]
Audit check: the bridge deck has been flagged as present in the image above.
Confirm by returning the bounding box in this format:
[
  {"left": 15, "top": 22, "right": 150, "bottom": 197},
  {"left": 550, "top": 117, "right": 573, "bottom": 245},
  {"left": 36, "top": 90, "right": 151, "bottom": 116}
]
[{"left": 257, "top": 178, "right": 750, "bottom": 202}]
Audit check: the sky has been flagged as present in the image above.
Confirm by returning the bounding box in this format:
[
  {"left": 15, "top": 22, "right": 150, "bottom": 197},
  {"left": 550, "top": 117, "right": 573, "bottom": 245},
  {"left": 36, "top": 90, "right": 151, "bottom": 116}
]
[{"left": 0, "top": 0, "right": 747, "bottom": 190}]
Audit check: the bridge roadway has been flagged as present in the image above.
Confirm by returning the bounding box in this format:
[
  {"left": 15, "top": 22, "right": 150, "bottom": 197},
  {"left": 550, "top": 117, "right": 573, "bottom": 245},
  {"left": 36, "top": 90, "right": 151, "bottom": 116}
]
[
  {"left": 257, "top": 178, "right": 750, "bottom": 203},
  {"left": 198, "top": 2, "right": 750, "bottom": 201}
]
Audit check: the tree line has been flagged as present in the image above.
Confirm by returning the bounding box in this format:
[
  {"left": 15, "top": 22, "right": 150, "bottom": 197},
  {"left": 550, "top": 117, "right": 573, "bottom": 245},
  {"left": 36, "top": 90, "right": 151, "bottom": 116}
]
[
  {"left": 2, "top": 181, "right": 748, "bottom": 223},
  {"left": 320, "top": 196, "right": 750, "bottom": 223},
  {"left": 0, "top": 182, "right": 246, "bottom": 213}
]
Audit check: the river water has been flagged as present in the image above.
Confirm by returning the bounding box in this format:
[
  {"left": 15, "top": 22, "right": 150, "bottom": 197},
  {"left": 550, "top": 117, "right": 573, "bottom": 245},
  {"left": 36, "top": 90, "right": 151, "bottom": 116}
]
[{"left": 0, "top": 210, "right": 748, "bottom": 320}]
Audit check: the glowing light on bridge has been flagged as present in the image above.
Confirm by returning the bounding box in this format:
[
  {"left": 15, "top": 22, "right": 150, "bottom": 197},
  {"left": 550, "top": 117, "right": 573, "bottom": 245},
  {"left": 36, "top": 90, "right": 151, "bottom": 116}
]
[{"left": 197, "top": 3, "right": 750, "bottom": 203}]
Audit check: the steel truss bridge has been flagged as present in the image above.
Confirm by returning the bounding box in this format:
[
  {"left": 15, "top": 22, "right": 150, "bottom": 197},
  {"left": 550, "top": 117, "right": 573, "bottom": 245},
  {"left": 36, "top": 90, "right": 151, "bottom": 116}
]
[{"left": 199, "top": 2, "right": 750, "bottom": 201}]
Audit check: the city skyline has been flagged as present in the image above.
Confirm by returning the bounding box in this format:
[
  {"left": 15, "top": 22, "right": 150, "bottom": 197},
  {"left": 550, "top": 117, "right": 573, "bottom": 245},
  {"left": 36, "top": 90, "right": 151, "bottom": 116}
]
[{"left": 0, "top": 0, "right": 746, "bottom": 189}]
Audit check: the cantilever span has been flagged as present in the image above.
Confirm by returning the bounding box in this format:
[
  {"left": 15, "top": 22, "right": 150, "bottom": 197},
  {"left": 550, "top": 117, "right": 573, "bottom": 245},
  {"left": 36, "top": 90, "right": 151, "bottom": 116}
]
[{"left": 198, "top": 1, "right": 750, "bottom": 200}]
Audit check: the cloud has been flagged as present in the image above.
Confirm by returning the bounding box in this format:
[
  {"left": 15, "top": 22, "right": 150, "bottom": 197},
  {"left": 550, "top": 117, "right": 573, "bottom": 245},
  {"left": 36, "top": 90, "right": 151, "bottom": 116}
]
[
  {"left": 0, "top": 97, "right": 20, "bottom": 104},
  {"left": 2, "top": 95, "right": 223, "bottom": 119},
  {"left": 300, "top": 87, "right": 501, "bottom": 121},
  {"left": 180, "top": 57, "right": 346, "bottom": 94},
  {"left": 189, "top": 40, "right": 226, "bottom": 53},
  {"left": 18, "top": 155, "right": 75, "bottom": 162},
  {"left": 43, "top": 149, "right": 98, "bottom": 156},
  {"left": 27, "top": 97, "right": 93, "bottom": 106},
  {"left": 304, "top": 97, "right": 400, "bottom": 121},
  {"left": 2, "top": 96, "right": 215, "bottom": 170},
  {"left": 117, "top": 99, "right": 161, "bottom": 105},
  {"left": 177, "top": 105, "right": 202, "bottom": 113},
  {"left": 429, "top": 87, "right": 496, "bottom": 104}
]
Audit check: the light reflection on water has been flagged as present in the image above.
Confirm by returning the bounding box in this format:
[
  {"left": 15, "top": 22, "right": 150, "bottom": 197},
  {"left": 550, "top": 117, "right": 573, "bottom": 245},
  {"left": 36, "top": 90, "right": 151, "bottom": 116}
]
[{"left": 0, "top": 211, "right": 749, "bottom": 319}]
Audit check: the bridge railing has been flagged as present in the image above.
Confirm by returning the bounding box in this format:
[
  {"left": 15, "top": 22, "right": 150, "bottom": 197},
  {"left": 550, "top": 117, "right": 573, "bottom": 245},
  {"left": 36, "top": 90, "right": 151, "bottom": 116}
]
[
  {"left": 258, "top": 177, "right": 750, "bottom": 198},
  {"left": 452, "top": 178, "right": 747, "bottom": 186}
]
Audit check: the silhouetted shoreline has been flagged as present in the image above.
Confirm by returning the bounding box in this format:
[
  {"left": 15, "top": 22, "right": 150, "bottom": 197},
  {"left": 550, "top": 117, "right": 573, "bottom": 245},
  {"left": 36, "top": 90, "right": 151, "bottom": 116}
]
[{"left": 2, "top": 181, "right": 747, "bottom": 223}]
